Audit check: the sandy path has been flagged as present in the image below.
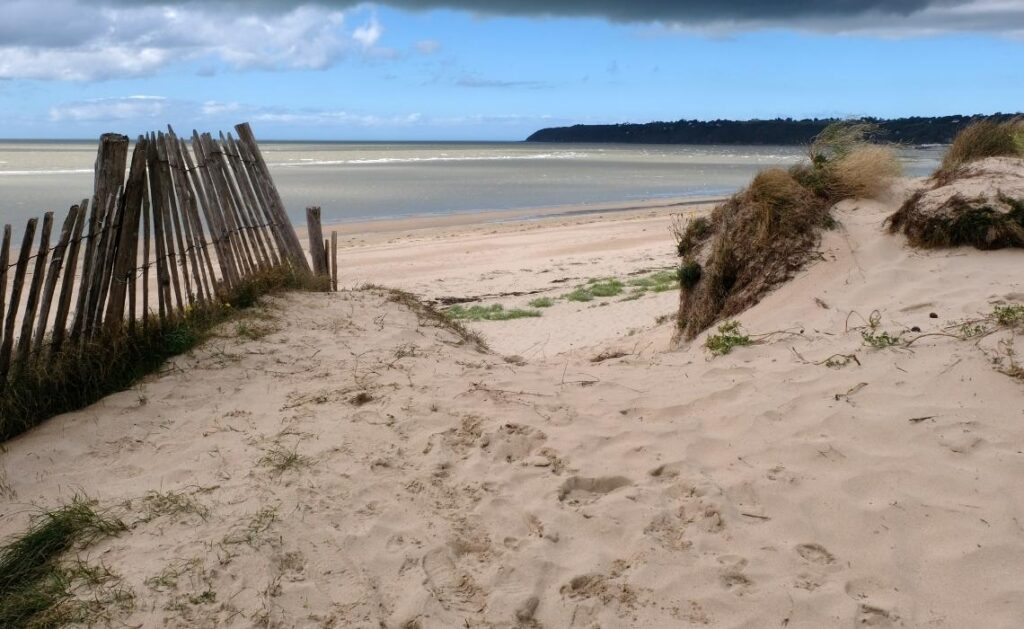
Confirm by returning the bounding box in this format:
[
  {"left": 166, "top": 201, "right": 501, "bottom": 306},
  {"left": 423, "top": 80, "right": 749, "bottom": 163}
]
[{"left": 0, "top": 193, "right": 1023, "bottom": 627}]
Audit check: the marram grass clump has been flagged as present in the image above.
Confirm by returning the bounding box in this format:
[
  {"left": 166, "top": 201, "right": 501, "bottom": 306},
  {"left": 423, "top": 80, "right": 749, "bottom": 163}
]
[
  {"left": 937, "top": 118, "right": 1024, "bottom": 182},
  {"left": 888, "top": 192, "right": 1024, "bottom": 250},
  {"left": 0, "top": 265, "right": 325, "bottom": 442},
  {"left": 675, "top": 122, "right": 901, "bottom": 341},
  {"left": 0, "top": 497, "right": 127, "bottom": 629}
]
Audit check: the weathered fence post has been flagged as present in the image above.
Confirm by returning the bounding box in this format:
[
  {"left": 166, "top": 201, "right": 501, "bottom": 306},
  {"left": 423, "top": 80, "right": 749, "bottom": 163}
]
[
  {"left": 331, "top": 231, "right": 338, "bottom": 292},
  {"left": 306, "top": 206, "right": 326, "bottom": 277}
]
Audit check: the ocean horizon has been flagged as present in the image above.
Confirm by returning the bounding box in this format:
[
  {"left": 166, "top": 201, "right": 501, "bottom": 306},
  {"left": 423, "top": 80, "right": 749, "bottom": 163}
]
[{"left": 0, "top": 141, "right": 945, "bottom": 234}]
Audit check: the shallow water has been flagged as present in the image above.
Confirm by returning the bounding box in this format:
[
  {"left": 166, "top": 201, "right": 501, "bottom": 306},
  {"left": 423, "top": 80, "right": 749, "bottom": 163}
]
[{"left": 0, "top": 141, "right": 944, "bottom": 232}]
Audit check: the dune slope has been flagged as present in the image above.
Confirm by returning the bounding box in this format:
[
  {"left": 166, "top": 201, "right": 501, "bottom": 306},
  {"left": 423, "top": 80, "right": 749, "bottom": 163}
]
[{"left": 1, "top": 197, "right": 1023, "bottom": 628}]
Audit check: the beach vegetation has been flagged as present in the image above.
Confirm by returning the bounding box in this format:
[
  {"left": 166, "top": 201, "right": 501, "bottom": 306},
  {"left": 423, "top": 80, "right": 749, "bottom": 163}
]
[
  {"left": 0, "top": 496, "right": 129, "bottom": 628},
  {"left": 135, "top": 491, "right": 210, "bottom": 523},
  {"left": 626, "top": 270, "right": 679, "bottom": 293},
  {"left": 861, "top": 329, "right": 904, "bottom": 349},
  {"left": 676, "top": 122, "right": 902, "bottom": 341},
  {"left": 887, "top": 192, "right": 1024, "bottom": 250},
  {"left": 937, "top": 118, "right": 1024, "bottom": 180},
  {"left": 445, "top": 304, "right": 542, "bottom": 321},
  {"left": 704, "top": 321, "right": 753, "bottom": 356},
  {"left": 673, "top": 215, "right": 713, "bottom": 257},
  {"left": 678, "top": 261, "right": 702, "bottom": 289},
  {"left": 258, "top": 443, "right": 309, "bottom": 475},
  {"left": 993, "top": 303, "right": 1024, "bottom": 328},
  {"left": 364, "top": 285, "right": 489, "bottom": 352},
  {"left": 0, "top": 265, "right": 326, "bottom": 442},
  {"left": 528, "top": 297, "right": 555, "bottom": 308},
  {"left": 234, "top": 321, "right": 274, "bottom": 341},
  {"left": 564, "top": 278, "right": 625, "bottom": 302}
]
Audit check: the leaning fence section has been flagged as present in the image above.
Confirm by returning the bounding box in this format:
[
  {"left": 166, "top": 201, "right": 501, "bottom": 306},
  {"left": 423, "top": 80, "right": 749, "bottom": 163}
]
[{"left": 0, "top": 122, "right": 315, "bottom": 395}]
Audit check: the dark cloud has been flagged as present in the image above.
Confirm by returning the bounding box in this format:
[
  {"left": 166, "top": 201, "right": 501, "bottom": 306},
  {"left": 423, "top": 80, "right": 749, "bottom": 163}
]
[
  {"left": 92, "top": 0, "right": 952, "bottom": 23},
  {"left": 355, "top": 0, "right": 941, "bottom": 22}
]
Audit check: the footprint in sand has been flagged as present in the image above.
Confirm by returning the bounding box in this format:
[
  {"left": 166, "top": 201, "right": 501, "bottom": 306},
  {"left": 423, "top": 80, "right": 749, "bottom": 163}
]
[
  {"left": 481, "top": 423, "right": 547, "bottom": 464},
  {"left": 421, "top": 547, "right": 485, "bottom": 613},
  {"left": 720, "top": 570, "right": 753, "bottom": 595},
  {"left": 857, "top": 604, "right": 900, "bottom": 627},
  {"left": 796, "top": 543, "right": 836, "bottom": 565},
  {"left": 557, "top": 476, "right": 632, "bottom": 505}
]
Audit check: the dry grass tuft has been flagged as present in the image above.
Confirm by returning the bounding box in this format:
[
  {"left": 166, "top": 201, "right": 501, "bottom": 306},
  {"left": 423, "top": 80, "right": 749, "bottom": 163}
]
[
  {"left": 938, "top": 118, "right": 1024, "bottom": 181},
  {"left": 830, "top": 145, "right": 903, "bottom": 200},
  {"left": 360, "top": 284, "right": 489, "bottom": 352}
]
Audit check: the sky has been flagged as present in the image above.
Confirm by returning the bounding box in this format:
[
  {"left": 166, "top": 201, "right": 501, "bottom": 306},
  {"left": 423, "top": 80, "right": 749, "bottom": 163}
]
[{"left": 0, "top": 0, "right": 1022, "bottom": 140}]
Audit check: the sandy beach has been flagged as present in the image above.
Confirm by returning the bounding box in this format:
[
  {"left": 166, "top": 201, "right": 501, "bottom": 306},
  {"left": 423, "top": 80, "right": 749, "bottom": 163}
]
[{"left": 1, "top": 183, "right": 1024, "bottom": 628}]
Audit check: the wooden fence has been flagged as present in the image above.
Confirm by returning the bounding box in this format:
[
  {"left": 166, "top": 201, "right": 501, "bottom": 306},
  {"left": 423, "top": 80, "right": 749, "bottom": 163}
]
[{"left": 0, "top": 122, "right": 326, "bottom": 388}]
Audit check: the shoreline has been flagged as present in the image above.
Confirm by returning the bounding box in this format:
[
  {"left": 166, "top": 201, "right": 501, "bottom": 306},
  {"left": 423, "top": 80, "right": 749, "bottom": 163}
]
[{"left": 310, "top": 194, "right": 721, "bottom": 248}]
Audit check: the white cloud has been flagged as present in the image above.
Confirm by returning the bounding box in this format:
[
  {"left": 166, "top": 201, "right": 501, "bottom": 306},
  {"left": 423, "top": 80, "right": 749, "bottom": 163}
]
[
  {"left": 201, "top": 101, "right": 242, "bottom": 116},
  {"left": 353, "top": 16, "right": 383, "bottom": 48},
  {"left": 49, "top": 95, "right": 168, "bottom": 122},
  {"left": 0, "top": 2, "right": 388, "bottom": 81}
]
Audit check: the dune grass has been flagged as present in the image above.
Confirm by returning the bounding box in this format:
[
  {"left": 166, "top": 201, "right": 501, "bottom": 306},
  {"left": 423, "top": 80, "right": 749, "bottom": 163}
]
[
  {"left": 528, "top": 297, "right": 555, "bottom": 308},
  {"left": 0, "top": 497, "right": 127, "bottom": 628},
  {"left": 937, "top": 118, "right": 1024, "bottom": 181},
  {"left": 0, "top": 266, "right": 325, "bottom": 442},
  {"left": 888, "top": 192, "right": 1024, "bottom": 249},
  {"left": 677, "top": 122, "right": 902, "bottom": 340},
  {"left": 445, "top": 304, "right": 542, "bottom": 321}
]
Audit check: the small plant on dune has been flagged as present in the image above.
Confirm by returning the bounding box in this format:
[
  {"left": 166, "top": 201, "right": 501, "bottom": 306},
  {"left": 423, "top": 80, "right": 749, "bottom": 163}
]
[
  {"left": 258, "top": 444, "right": 309, "bottom": 474},
  {"left": 993, "top": 303, "right": 1024, "bottom": 328},
  {"left": 704, "top": 321, "right": 753, "bottom": 356},
  {"left": 857, "top": 310, "right": 905, "bottom": 349},
  {"left": 0, "top": 496, "right": 128, "bottom": 628},
  {"left": 528, "top": 297, "right": 555, "bottom": 308},
  {"left": 861, "top": 329, "right": 903, "bottom": 349},
  {"left": 445, "top": 304, "right": 542, "bottom": 321},
  {"left": 938, "top": 118, "right": 1024, "bottom": 180}
]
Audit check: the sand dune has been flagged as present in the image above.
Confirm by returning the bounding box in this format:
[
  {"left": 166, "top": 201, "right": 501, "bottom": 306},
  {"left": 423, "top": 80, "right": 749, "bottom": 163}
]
[{"left": 1, "top": 189, "right": 1023, "bottom": 627}]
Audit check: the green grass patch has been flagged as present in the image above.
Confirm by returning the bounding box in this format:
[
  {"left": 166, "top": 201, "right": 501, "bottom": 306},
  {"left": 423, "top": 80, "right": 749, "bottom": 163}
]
[
  {"left": 0, "top": 497, "right": 128, "bottom": 628},
  {"left": 626, "top": 270, "right": 678, "bottom": 293},
  {"left": 704, "top": 321, "right": 753, "bottom": 356},
  {"left": 528, "top": 297, "right": 555, "bottom": 308},
  {"left": 564, "top": 278, "right": 625, "bottom": 302},
  {"left": 445, "top": 304, "right": 542, "bottom": 321}
]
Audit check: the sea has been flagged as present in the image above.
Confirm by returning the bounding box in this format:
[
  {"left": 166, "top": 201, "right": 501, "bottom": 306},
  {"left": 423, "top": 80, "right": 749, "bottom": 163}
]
[{"left": 0, "top": 141, "right": 945, "bottom": 232}]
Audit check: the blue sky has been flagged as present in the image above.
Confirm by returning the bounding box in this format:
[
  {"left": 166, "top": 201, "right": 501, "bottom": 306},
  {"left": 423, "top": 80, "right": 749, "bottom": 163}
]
[{"left": 0, "top": 1, "right": 1022, "bottom": 140}]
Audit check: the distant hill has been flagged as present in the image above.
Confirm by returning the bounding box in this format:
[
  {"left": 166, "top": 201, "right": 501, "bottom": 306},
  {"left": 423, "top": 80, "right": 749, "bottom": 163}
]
[{"left": 526, "top": 114, "right": 1022, "bottom": 145}]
